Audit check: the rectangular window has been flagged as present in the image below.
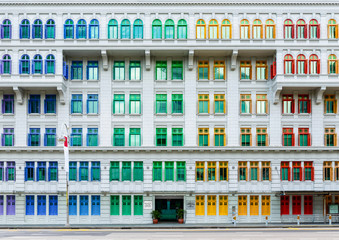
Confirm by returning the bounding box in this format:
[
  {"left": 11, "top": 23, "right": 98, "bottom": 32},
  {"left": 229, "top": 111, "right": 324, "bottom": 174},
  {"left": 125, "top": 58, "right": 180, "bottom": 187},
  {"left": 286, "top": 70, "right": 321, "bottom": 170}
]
[
  {"left": 87, "top": 61, "right": 99, "bottom": 80},
  {"left": 323, "top": 161, "right": 333, "bottom": 181},
  {"left": 240, "top": 61, "right": 252, "bottom": 80},
  {"left": 48, "top": 162, "right": 58, "bottom": 181},
  {"left": 198, "top": 94, "right": 209, "bottom": 114},
  {"left": 240, "top": 94, "right": 252, "bottom": 114},
  {"left": 71, "top": 94, "right": 82, "bottom": 114},
  {"left": 156, "top": 128, "right": 167, "bottom": 146},
  {"left": 196, "top": 162, "right": 204, "bottom": 181},
  {"left": 325, "top": 128, "right": 337, "bottom": 146},
  {"left": 172, "top": 128, "right": 183, "bottom": 146},
  {"left": 6, "top": 195, "right": 15, "bottom": 215},
  {"left": 113, "top": 128, "right": 125, "bottom": 146},
  {"left": 26, "top": 195, "right": 34, "bottom": 215},
  {"left": 304, "top": 162, "right": 314, "bottom": 181},
  {"left": 176, "top": 162, "right": 186, "bottom": 181},
  {"left": 250, "top": 162, "right": 259, "bottom": 181},
  {"left": 165, "top": 162, "right": 174, "bottom": 181},
  {"left": 207, "top": 162, "right": 216, "bottom": 181},
  {"left": 281, "top": 196, "right": 289, "bottom": 215},
  {"left": 122, "top": 196, "right": 131, "bottom": 215},
  {"left": 207, "top": 195, "right": 216, "bottom": 216},
  {"left": 292, "top": 196, "right": 301, "bottom": 215},
  {"left": 110, "top": 196, "right": 119, "bottom": 215},
  {"left": 214, "top": 61, "right": 225, "bottom": 80},
  {"left": 87, "top": 94, "right": 98, "bottom": 114},
  {"left": 0, "top": 196, "right": 2, "bottom": 215},
  {"left": 69, "top": 196, "right": 77, "bottom": 215},
  {"left": 283, "top": 128, "right": 295, "bottom": 146},
  {"left": 262, "top": 162, "right": 271, "bottom": 181},
  {"left": 256, "top": 128, "right": 267, "bottom": 146},
  {"left": 37, "top": 162, "right": 46, "bottom": 181},
  {"left": 219, "top": 195, "right": 228, "bottom": 215},
  {"left": 214, "top": 94, "right": 225, "bottom": 114},
  {"left": 198, "top": 61, "right": 209, "bottom": 80},
  {"left": 87, "top": 128, "right": 98, "bottom": 147},
  {"left": 256, "top": 61, "right": 267, "bottom": 80},
  {"left": 2, "top": 128, "right": 14, "bottom": 146},
  {"left": 0, "top": 162, "right": 3, "bottom": 181},
  {"left": 156, "top": 61, "right": 167, "bottom": 80},
  {"left": 71, "top": 128, "right": 82, "bottom": 146},
  {"left": 324, "top": 95, "right": 337, "bottom": 114},
  {"left": 129, "top": 128, "right": 141, "bottom": 146},
  {"left": 250, "top": 195, "right": 259, "bottom": 215},
  {"left": 80, "top": 196, "right": 89, "bottom": 215},
  {"left": 238, "top": 196, "right": 247, "bottom": 216},
  {"left": 28, "top": 95, "right": 40, "bottom": 114},
  {"left": 238, "top": 161, "right": 247, "bottom": 181},
  {"left": 129, "top": 94, "right": 141, "bottom": 114},
  {"left": 153, "top": 162, "right": 162, "bottom": 181},
  {"left": 240, "top": 128, "right": 251, "bottom": 146},
  {"left": 214, "top": 128, "right": 225, "bottom": 146},
  {"left": 282, "top": 95, "right": 294, "bottom": 114},
  {"left": 44, "top": 128, "right": 56, "bottom": 147},
  {"left": 129, "top": 61, "right": 141, "bottom": 80},
  {"left": 91, "top": 162, "right": 100, "bottom": 181},
  {"left": 219, "top": 162, "right": 228, "bottom": 181},
  {"left": 134, "top": 196, "right": 143, "bottom": 215},
  {"left": 262, "top": 196, "right": 270, "bottom": 216},
  {"left": 28, "top": 128, "right": 40, "bottom": 146},
  {"left": 256, "top": 94, "right": 267, "bottom": 114},
  {"left": 172, "top": 61, "right": 183, "bottom": 80},
  {"left": 172, "top": 94, "right": 183, "bottom": 114},
  {"left": 37, "top": 195, "right": 46, "bottom": 215},
  {"left": 71, "top": 61, "right": 83, "bottom": 80},
  {"left": 42, "top": 95, "right": 56, "bottom": 114},
  {"left": 49, "top": 196, "right": 58, "bottom": 216},
  {"left": 113, "top": 94, "right": 125, "bottom": 114},
  {"left": 2, "top": 95, "right": 14, "bottom": 114},
  {"left": 25, "top": 162, "right": 35, "bottom": 181},
  {"left": 304, "top": 196, "right": 313, "bottom": 215},
  {"left": 110, "top": 162, "right": 120, "bottom": 181},
  {"left": 299, "top": 128, "right": 310, "bottom": 146},
  {"left": 122, "top": 162, "right": 131, "bottom": 181},
  {"left": 298, "top": 95, "right": 311, "bottom": 114},
  {"left": 133, "top": 162, "right": 143, "bottom": 181},
  {"left": 156, "top": 94, "right": 167, "bottom": 114},
  {"left": 113, "top": 61, "right": 125, "bottom": 80},
  {"left": 281, "top": 162, "right": 290, "bottom": 181},
  {"left": 336, "top": 162, "right": 339, "bottom": 181},
  {"left": 198, "top": 128, "right": 209, "bottom": 146},
  {"left": 292, "top": 162, "right": 302, "bottom": 181},
  {"left": 6, "top": 162, "right": 15, "bottom": 181},
  {"left": 195, "top": 196, "right": 205, "bottom": 216},
  {"left": 91, "top": 195, "right": 100, "bottom": 215},
  {"left": 79, "top": 162, "right": 89, "bottom": 181}
]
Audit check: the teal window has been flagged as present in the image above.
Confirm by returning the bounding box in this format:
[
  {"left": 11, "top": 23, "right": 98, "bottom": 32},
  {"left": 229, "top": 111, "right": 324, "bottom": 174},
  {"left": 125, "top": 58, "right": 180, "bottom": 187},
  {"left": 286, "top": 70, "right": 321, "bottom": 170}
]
[
  {"left": 87, "top": 94, "right": 98, "bottom": 114},
  {"left": 48, "top": 162, "right": 58, "bottom": 181},
  {"left": 20, "top": 19, "right": 30, "bottom": 39},
  {"left": 110, "top": 162, "right": 120, "bottom": 181},
  {"left": 89, "top": 19, "right": 99, "bottom": 39},
  {"left": 129, "top": 128, "right": 141, "bottom": 146},
  {"left": 156, "top": 128, "right": 167, "bottom": 146},
  {"left": 153, "top": 162, "right": 162, "bottom": 181},
  {"left": 20, "top": 54, "right": 30, "bottom": 74},
  {"left": 110, "top": 196, "right": 119, "bottom": 215},
  {"left": 134, "top": 196, "right": 143, "bottom": 215},
  {"left": 79, "top": 162, "right": 89, "bottom": 181},
  {"left": 172, "top": 128, "right": 183, "bottom": 146},
  {"left": 214, "top": 128, "right": 225, "bottom": 146},
  {"left": 69, "top": 162, "right": 77, "bottom": 181},
  {"left": 71, "top": 94, "right": 82, "bottom": 114},
  {"left": 133, "top": 162, "right": 143, "bottom": 181},
  {"left": 177, "top": 19, "right": 187, "bottom": 39},
  {"left": 172, "top": 61, "right": 183, "bottom": 80},
  {"left": 108, "top": 19, "right": 118, "bottom": 39},
  {"left": 91, "top": 162, "right": 100, "bottom": 181},
  {"left": 122, "top": 196, "right": 131, "bottom": 215},
  {"left": 156, "top": 94, "right": 167, "bottom": 114},
  {"left": 172, "top": 94, "right": 183, "bottom": 114},
  {"left": 76, "top": 19, "right": 87, "bottom": 39},
  {"left": 214, "top": 95, "right": 225, "bottom": 113},
  {"left": 121, "top": 19, "right": 131, "bottom": 39},
  {"left": 32, "top": 55, "right": 43, "bottom": 74},
  {"left": 113, "top": 128, "right": 125, "bottom": 146},
  {"left": 165, "top": 162, "right": 174, "bottom": 181},
  {"left": 44, "top": 128, "right": 56, "bottom": 146},
  {"left": 152, "top": 19, "right": 162, "bottom": 39},
  {"left": 129, "top": 94, "right": 141, "bottom": 114},
  {"left": 133, "top": 19, "right": 143, "bottom": 39},
  {"left": 176, "top": 162, "right": 186, "bottom": 181},
  {"left": 198, "top": 94, "right": 209, "bottom": 113},
  {"left": 71, "top": 61, "right": 83, "bottom": 80},
  {"left": 113, "top": 94, "right": 125, "bottom": 114},
  {"left": 86, "top": 61, "right": 99, "bottom": 80},
  {"left": 165, "top": 19, "right": 174, "bottom": 39},
  {"left": 113, "top": 61, "right": 125, "bottom": 80},
  {"left": 122, "top": 162, "right": 131, "bottom": 181},
  {"left": 33, "top": 19, "right": 43, "bottom": 39},
  {"left": 37, "top": 162, "right": 46, "bottom": 181},
  {"left": 156, "top": 61, "right": 167, "bottom": 80},
  {"left": 45, "top": 54, "right": 55, "bottom": 74},
  {"left": 87, "top": 128, "right": 98, "bottom": 146},
  {"left": 71, "top": 128, "right": 82, "bottom": 146},
  {"left": 129, "top": 61, "right": 141, "bottom": 80},
  {"left": 2, "top": 55, "right": 11, "bottom": 74},
  {"left": 2, "top": 19, "right": 12, "bottom": 39},
  {"left": 28, "top": 128, "right": 40, "bottom": 146},
  {"left": 64, "top": 19, "right": 74, "bottom": 39},
  {"left": 45, "top": 19, "right": 55, "bottom": 39},
  {"left": 241, "top": 129, "right": 251, "bottom": 146}
]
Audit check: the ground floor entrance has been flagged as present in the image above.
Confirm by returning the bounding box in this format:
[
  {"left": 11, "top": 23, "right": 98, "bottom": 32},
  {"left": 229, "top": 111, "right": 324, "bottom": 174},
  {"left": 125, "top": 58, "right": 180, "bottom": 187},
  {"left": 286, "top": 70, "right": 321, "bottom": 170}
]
[{"left": 155, "top": 196, "right": 184, "bottom": 221}]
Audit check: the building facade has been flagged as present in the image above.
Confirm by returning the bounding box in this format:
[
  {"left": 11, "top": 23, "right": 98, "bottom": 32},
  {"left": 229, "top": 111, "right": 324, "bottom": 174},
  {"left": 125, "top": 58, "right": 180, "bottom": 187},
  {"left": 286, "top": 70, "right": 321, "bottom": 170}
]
[{"left": 0, "top": 0, "right": 339, "bottom": 225}]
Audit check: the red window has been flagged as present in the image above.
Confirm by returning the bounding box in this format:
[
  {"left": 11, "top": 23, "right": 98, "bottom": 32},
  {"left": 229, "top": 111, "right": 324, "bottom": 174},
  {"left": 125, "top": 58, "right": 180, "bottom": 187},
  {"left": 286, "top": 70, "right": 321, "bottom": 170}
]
[
  {"left": 270, "top": 61, "right": 276, "bottom": 79},
  {"left": 292, "top": 162, "right": 302, "bottom": 181},
  {"left": 284, "top": 54, "right": 295, "bottom": 74},
  {"left": 292, "top": 195, "right": 301, "bottom": 215},
  {"left": 296, "top": 19, "right": 307, "bottom": 39},
  {"left": 298, "top": 95, "right": 311, "bottom": 114},
  {"left": 298, "top": 128, "right": 310, "bottom": 147},
  {"left": 282, "top": 95, "right": 295, "bottom": 114},
  {"left": 284, "top": 19, "right": 294, "bottom": 39},
  {"left": 309, "top": 19, "right": 320, "bottom": 39},
  {"left": 304, "top": 162, "right": 314, "bottom": 181},
  {"left": 281, "top": 161, "right": 291, "bottom": 181},
  {"left": 309, "top": 54, "right": 320, "bottom": 74},
  {"left": 283, "top": 128, "right": 295, "bottom": 146},
  {"left": 281, "top": 196, "right": 290, "bottom": 215},
  {"left": 297, "top": 54, "right": 308, "bottom": 74},
  {"left": 304, "top": 196, "right": 313, "bottom": 215}
]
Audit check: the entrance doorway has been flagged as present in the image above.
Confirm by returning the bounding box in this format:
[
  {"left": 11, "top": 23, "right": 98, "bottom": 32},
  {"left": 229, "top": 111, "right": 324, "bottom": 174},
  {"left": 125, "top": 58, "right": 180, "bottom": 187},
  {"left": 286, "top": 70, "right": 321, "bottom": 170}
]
[{"left": 155, "top": 197, "right": 184, "bottom": 221}]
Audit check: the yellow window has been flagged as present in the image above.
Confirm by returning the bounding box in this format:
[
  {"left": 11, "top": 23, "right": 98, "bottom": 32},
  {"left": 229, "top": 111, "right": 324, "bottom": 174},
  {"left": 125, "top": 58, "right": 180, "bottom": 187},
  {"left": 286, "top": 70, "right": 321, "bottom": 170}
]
[
  {"left": 328, "top": 54, "right": 338, "bottom": 74},
  {"left": 265, "top": 19, "right": 276, "bottom": 39},
  {"left": 335, "top": 162, "right": 339, "bottom": 181},
  {"left": 221, "top": 19, "right": 232, "bottom": 39},
  {"left": 238, "top": 195, "right": 247, "bottom": 215},
  {"left": 323, "top": 161, "right": 333, "bottom": 181},
  {"left": 256, "top": 94, "right": 268, "bottom": 114},
  {"left": 261, "top": 195, "right": 271, "bottom": 216},
  {"left": 219, "top": 162, "right": 228, "bottom": 181},
  {"left": 198, "top": 94, "right": 210, "bottom": 114},
  {"left": 250, "top": 162, "right": 259, "bottom": 181},
  {"left": 209, "top": 19, "right": 219, "bottom": 39},
  {"left": 238, "top": 161, "right": 248, "bottom": 181},
  {"left": 198, "top": 128, "right": 209, "bottom": 146},
  {"left": 219, "top": 195, "right": 228, "bottom": 215},
  {"left": 256, "top": 61, "right": 268, "bottom": 80},
  {"left": 207, "top": 162, "right": 216, "bottom": 181},
  {"left": 250, "top": 195, "right": 259, "bottom": 215},
  {"left": 240, "top": 128, "right": 252, "bottom": 146},
  {"left": 214, "top": 128, "right": 225, "bottom": 147},
  {"left": 195, "top": 195, "right": 205, "bottom": 215},
  {"left": 324, "top": 95, "right": 337, "bottom": 114},
  {"left": 240, "top": 94, "right": 252, "bottom": 114},
  {"left": 214, "top": 94, "right": 226, "bottom": 114},
  {"left": 252, "top": 19, "right": 263, "bottom": 39},
  {"left": 198, "top": 61, "right": 209, "bottom": 80},
  {"left": 325, "top": 128, "right": 337, "bottom": 146},
  {"left": 196, "top": 161, "right": 205, "bottom": 181},
  {"left": 240, "top": 19, "right": 250, "bottom": 39},
  {"left": 256, "top": 127, "right": 268, "bottom": 146},
  {"left": 214, "top": 61, "right": 225, "bottom": 80},
  {"left": 240, "top": 61, "right": 252, "bottom": 80},
  {"left": 196, "top": 19, "right": 206, "bottom": 39},
  {"left": 207, "top": 195, "right": 216, "bottom": 215},
  {"left": 328, "top": 19, "right": 338, "bottom": 39}
]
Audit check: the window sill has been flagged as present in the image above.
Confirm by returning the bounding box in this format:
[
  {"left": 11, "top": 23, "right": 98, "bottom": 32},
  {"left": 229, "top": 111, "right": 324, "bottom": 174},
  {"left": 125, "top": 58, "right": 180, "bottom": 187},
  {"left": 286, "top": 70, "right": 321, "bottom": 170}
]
[
  {"left": 3, "top": 113, "right": 14, "bottom": 116},
  {"left": 240, "top": 113, "right": 252, "bottom": 116},
  {"left": 155, "top": 80, "right": 168, "bottom": 82},
  {"left": 45, "top": 113, "right": 56, "bottom": 116},
  {"left": 256, "top": 79, "right": 267, "bottom": 82},
  {"left": 298, "top": 113, "right": 311, "bottom": 116},
  {"left": 71, "top": 113, "right": 83, "bottom": 116},
  {"left": 214, "top": 113, "right": 226, "bottom": 116},
  {"left": 87, "top": 79, "right": 99, "bottom": 82},
  {"left": 239, "top": 79, "right": 252, "bottom": 81},
  {"left": 214, "top": 79, "right": 226, "bottom": 82},
  {"left": 129, "top": 113, "right": 142, "bottom": 116},
  {"left": 197, "top": 113, "right": 210, "bottom": 116},
  {"left": 256, "top": 113, "right": 268, "bottom": 116},
  {"left": 113, "top": 113, "right": 126, "bottom": 116},
  {"left": 172, "top": 113, "right": 184, "bottom": 116},
  {"left": 70, "top": 79, "right": 83, "bottom": 81},
  {"left": 155, "top": 113, "right": 167, "bottom": 116},
  {"left": 128, "top": 79, "right": 142, "bottom": 82},
  {"left": 171, "top": 79, "right": 184, "bottom": 82},
  {"left": 28, "top": 113, "right": 40, "bottom": 116},
  {"left": 282, "top": 113, "right": 294, "bottom": 116},
  {"left": 324, "top": 113, "right": 337, "bottom": 116},
  {"left": 197, "top": 79, "right": 209, "bottom": 82},
  {"left": 87, "top": 113, "right": 99, "bottom": 116}
]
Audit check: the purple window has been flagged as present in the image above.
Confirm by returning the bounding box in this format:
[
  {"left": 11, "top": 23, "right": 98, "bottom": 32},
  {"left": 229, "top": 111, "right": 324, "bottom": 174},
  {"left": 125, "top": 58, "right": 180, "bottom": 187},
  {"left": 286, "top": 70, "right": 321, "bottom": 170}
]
[
  {"left": 6, "top": 162, "right": 15, "bottom": 181},
  {"left": 0, "top": 162, "right": 3, "bottom": 181},
  {"left": 0, "top": 196, "right": 3, "bottom": 215},
  {"left": 6, "top": 195, "right": 15, "bottom": 215},
  {"left": 2, "top": 95, "right": 14, "bottom": 114}
]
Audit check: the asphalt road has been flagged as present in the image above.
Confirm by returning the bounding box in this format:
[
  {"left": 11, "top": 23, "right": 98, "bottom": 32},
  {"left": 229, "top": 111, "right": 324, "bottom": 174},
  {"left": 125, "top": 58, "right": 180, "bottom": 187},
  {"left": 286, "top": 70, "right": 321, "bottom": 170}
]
[{"left": 0, "top": 228, "right": 339, "bottom": 240}]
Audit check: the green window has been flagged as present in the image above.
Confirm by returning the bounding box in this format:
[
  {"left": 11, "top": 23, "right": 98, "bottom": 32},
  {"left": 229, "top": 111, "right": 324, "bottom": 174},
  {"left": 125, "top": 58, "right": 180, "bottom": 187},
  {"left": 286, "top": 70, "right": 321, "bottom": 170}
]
[
  {"left": 122, "top": 162, "right": 132, "bottom": 181},
  {"left": 113, "top": 128, "right": 125, "bottom": 146},
  {"left": 283, "top": 134, "right": 293, "bottom": 146},
  {"left": 172, "top": 128, "right": 183, "bottom": 146},
  {"left": 129, "top": 94, "right": 141, "bottom": 114},
  {"left": 251, "top": 167, "right": 258, "bottom": 180},
  {"left": 177, "top": 19, "right": 187, "bottom": 39},
  {"left": 299, "top": 134, "right": 308, "bottom": 146},
  {"left": 172, "top": 94, "right": 183, "bottom": 114},
  {"left": 110, "top": 196, "right": 119, "bottom": 215},
  {"left": 91, "top": 162, "right": 100, "bottom": 181},
  {"left": 108, "top": 19, "right": 118, "bottom": 39},
  {"left": 80, "top": 162, "right": 89, "bottom": 181},
  {"left": 156, "top": 61, "right": 167, "bottom": 80},
  {"left": 134, "top": 196, "right": 143, "bottom": 215},
  {"left": 129, "top": 61, "right": 141, "bottom": 80},
  {"left": 110, "top": 162, "right": 120, "bottom": 181},
  {"left": 69, "top": 162, "right": 77, "bottom": 181},
  {"left": 172, "top": 61, "right": 183, "bottom": 80},
  {"left": 129, "top": 128, "right": 141, "bottom": 146},
  {"left": 165, "top": 19, "right": 174, "bottom": 39},
  {"left": 156, "top": 128, "right": 167, "bottom": 146},
  {"left": 176, "top": 162, "right": 186, "bottom": 181},
  {"left": 122, "top": 196, "right": 131, "bottom": 215},
  {"left": 156, "top": 94, "right": 167, "bottom": 114},
  {"left": 113, "top": 94, "right": 125, "bottom": 114},
  {"left": 87, "top": 128, "right": 98, "bottom": 147},
  {"left": 241, "top": 134, "right": 251, "bottom": 146},
  {"left": 165, "top": 162, "right": 174, "bottom": 181},
  {"left": 38, "top": 162, "right": 46, "bottom": 181},
  {"left": 71, "top": 128, "right": 82, "bottom": 146},
  {"left": 113, "top": 61, "right": 125, "bottom": 80},
  {"left": 153, "top": 161, "right": 162, "bottom": 181},
  {"left": 133, "top": 162, "right": 143, "bottom": 181},
  {"left": 49, "top": 163, "right": 58, "bottom": 181}
]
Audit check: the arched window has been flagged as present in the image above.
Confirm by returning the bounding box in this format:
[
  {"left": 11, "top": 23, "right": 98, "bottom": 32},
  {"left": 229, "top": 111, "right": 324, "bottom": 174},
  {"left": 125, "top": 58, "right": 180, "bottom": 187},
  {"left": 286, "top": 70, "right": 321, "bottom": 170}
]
[
  {"left": 45, "top": 54, "right": 55, "bottom": 74},
  {"left": 121, "top": 19, "right": 131, "bottom": 39},
  {"left": 89, "top": 19, "right": 99, "bottom": 39},
  {"left": 265, "top": 19, "right": 275, "bottom": 39},
  {"left": 221, "top": 19, "right": 231, "bottom": 39},
  {"left": 328, "top": 54, "right": 338, "bottom": 74},
  {"left": 240, "top": 19, "right": 250, "bottom": 39},
  {"left": 32, "top": 19, "right": 43, "bottom": 39},
  {"left": 20, "top": 19, "right": 30, "bottom": 39},
  {"left": 309, "top": 54, "right": 320, "bottom": 74},
  {"left": 152, "top": 19, "right": 162, "bottom": 39},
  {"left": 1, "top": 19, "right": 12, "bottom": 39},
  {"left": 64, "top": 19, "right": 74, "bottom": 39},
  {"left": 108, "top": 19, "right": 118, "bottom": 39},
  {"left": 328, "top": 19, "right": 338, "bottom": 39},
  {"left": 297, "top": 54, "right": 307, "bottom": 74},
  {"left": 45, "top": 19, "right": 55, "bottom": 39},
  {"left": 177, "top": 19, "right": 187, "bottom": 39},
  {"left": 209, "top": 19, "right": 218, "bottom": 39},
  {"left": 284, "top": 54, "right": 295, "bottom": 74},
  {"left": 19, "top": 54, "right": 30, "bottom": 74},
  {"left": 33, "top": 54, "right": 43, "bottom": 74},
  {"left": 1, "top": 55, "right": 11, "bottom": 74},
  {"left": 284, "top": 19, "right": 294, "bottom": 39},
  {"left": 76, "top": 19, "right": 87, "bottom": 39},
  {"left": 133, "top": 19, "right": 143, "bottom": 39},
  {"left": 196, "top": 19, "right": 206, "bottom": 39},
  {"left": 252, "top": 19, "right": 262, "bottom": 39},
  {"left": 165, "top": 19, "right": 174, "bottom": 39},
  {"left": 296, "top": 19, "right": 307, "bottom": 39},
  {"left": 309, "top": 19, "right": 319, "bottom": 39}
]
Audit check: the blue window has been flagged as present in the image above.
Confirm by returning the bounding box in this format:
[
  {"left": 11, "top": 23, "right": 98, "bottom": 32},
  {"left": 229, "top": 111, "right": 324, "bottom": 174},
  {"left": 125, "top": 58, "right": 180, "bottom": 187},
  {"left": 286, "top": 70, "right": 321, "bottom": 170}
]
[
  {"left": 44, "top": 95, "right": 56, "bottom": 114},
  {"left": 48, "top": 162, "right": 58, "bottom": 181},
  {"left": 1, "top": 19, "right": 12, "bottom": 39},
  {"left": 2, "top": 95, "right": 14, "bottom": 114},
  {"left": 121, "top": 19, "right": 131, "bottom": 39},
  {"left": 2, "top": 128, "right": 14, "bottom": 146},
  {"left": 45, "top": 19, "right": 55, "bottom": 39},
  {"left": 44, "top": 128, "right": 56, "bottom": 147},
  {"left": 80, "top": 195, "right": 89, "bottom": 215},
  {"left": 32, "top": 54, "right": 43, "bottom": 74},
  {"left": 1, "top": 54, "right": 11, "bottom": 74},
  {"left": 25, "top": 195, "right": 34, "bottom": 215},
  {"left": 64, "top": 19, "right": 74, "bottom": 39},
  {"left": 91, "top": 195, "right": 100, "bottom": 215},
  {"left": 133, "top": 19, "right": 143, "bottom": 39},
  {"left": 91, "top": 161, "right": 100, "bottom": 181},
  {"left": 49, "top": 196, "right": 58, "bottom": 215},
  {"left": 87, "top": 61, "right": 99, "bottom": 80},
  {"left": 76, "top": 19, "right": 87, "bottom": 39},
  {"left": 37, "top": 195, "right": 46, "bottom": 215},
  {"left": 32, "top": 19, "right": 43, "bottom": 39},
  {"left": 71, "top": 61, "right": 83, "bottom": 80},
  {"left": 71, "top": 94, "right": 82, "bottom": 114},
  {"left": 25, "top": 162, "right": 35, "bottom": 181},
  {"left": 37, "top": 162, "right": 46, "bottom": 181},
  {"left": 69, "top": 162, "right": 77, "bottom": 181},
  {"left": 28, "top": 128, "right": 40, "bottom": 146},
  {"left": 89, "top": 19, "right": 99, "bottom": 39},
  {"left": 69, "top": 196, "right": 77, "bottom": 215},
  {"left": 108, "top": 19, "right": 118, "bottom": 39},
  {"left": 71, "top": 128, "right": 82, "bottom": 146},
  {"left": 63, "top": 61, "right": 69, "bottom": 79},
  {"left": 19, "top": 54, "right": 30, "bottom": 74},
  {"left": 28, "top": 95, "right": 40, "bottom": 113},
  {"left": 87, "top": 128, "right": 98, "bottom": 147},
  {"left": 79, "top": 162, "right": 89, "bottom": 181},
  {"left": 87, "top": 94, "right": 98, "bottom": 114},
  {"left": 45, "top": 54, "right": 55, "bottom": 74},
  {"left": 20, "top": 19, "right": 30, "bottom": 39}
]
